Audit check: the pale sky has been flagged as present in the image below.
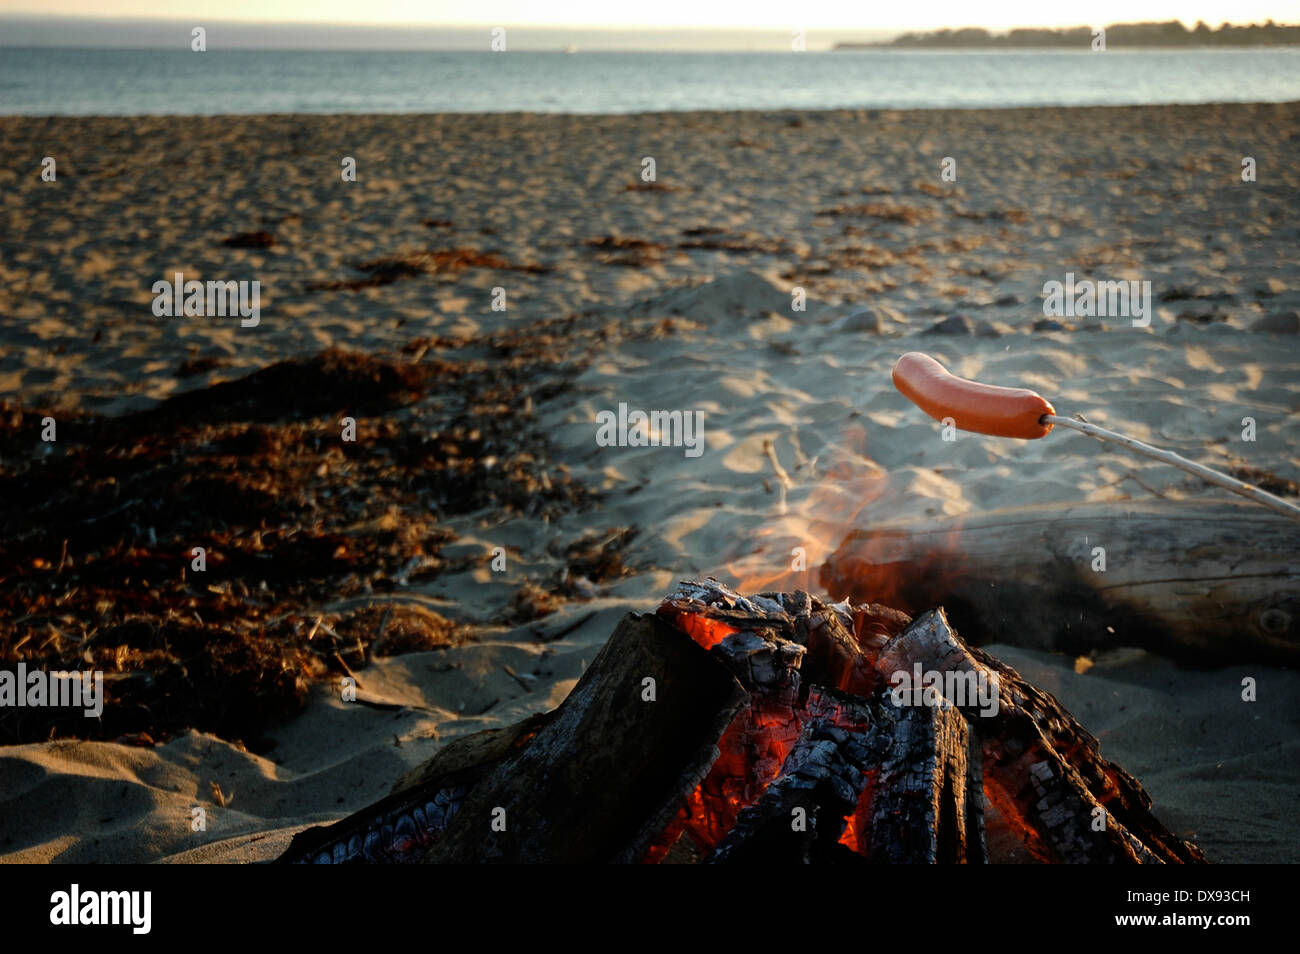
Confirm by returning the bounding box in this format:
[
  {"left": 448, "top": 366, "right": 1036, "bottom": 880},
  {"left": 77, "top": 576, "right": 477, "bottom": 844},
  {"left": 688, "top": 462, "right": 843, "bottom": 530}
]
[{"left": 3, "top": 0, "right": 1298, "bottom": 30}]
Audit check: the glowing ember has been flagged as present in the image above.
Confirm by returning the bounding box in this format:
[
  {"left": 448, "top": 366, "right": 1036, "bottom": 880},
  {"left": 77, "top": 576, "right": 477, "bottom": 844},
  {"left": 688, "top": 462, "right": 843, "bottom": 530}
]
[
  {"left": 658, "top": 605, "right": 739, "bottom": 650},
  {"left": 645, "top": 580, "right": 902, "bottom": 861}
]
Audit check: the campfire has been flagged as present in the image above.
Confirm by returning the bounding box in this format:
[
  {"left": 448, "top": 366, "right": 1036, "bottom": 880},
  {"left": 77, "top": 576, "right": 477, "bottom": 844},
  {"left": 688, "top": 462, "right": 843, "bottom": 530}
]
[{"left": 278, "top": 579, "right": 1204, "bottom": 864}]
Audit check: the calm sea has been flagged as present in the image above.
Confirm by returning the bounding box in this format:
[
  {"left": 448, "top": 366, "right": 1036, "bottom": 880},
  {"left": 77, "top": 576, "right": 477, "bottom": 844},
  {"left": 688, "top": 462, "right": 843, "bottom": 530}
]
[{"left": 1, "top": 47, "right": 1298, "bottom": 115}]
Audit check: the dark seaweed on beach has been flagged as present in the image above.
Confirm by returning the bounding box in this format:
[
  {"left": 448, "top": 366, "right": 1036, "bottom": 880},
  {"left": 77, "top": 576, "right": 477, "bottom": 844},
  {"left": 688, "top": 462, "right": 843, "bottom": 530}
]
[
  {"left": 0, "top": 341, "right": 596, "bottom": 749},
  {"left": 584, "top": 235, "right": 667, "bottom": 267},
  {"left": 1230, "top": 464, "right": 1300, "bottom": 497},
  {"left": 312, "top": 248, "right": 550, "bottom": 291},
  {"left": 222, "top": 230, "right": 278, "bottom": 249},
  {"left": 815, "top": 202, "right": 936, "bottom": 225},
  {"left": 558, "top": 526, "right": 638, "bottom": 587}
]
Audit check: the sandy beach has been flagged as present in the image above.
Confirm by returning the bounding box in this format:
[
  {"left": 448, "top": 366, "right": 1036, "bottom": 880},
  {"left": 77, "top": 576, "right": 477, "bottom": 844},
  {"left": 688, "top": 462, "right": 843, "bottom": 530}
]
[{"left": 1, "top": 102, "right": 1297, "bottom": 863}]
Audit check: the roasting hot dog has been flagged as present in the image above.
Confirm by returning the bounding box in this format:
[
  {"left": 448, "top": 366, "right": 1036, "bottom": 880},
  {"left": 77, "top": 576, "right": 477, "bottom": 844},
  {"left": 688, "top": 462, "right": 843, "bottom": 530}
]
[{"left": 891, "top": 352, "right": 1055, "bottom": 439}]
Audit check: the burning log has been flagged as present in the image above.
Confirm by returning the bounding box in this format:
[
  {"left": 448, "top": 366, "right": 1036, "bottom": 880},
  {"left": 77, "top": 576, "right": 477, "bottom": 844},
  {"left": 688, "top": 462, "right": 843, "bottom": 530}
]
[
  {"left": 820, "top": 501, "right": 1300, "bottom": 666},
  {"left": 712, "top": 687, "right": 985, "bottom": 863},
  {"left": 857, "top": 687, "right": 985, "bottom": 863},
  {"left": 277, "top": 579, "right": 1203, "bottom": 864},
  {"left": 878, "top": 609, "right": 1203, "bottom": 863},
  {"left": 709, "top": 690, "right": 880, "bottom": 864}
]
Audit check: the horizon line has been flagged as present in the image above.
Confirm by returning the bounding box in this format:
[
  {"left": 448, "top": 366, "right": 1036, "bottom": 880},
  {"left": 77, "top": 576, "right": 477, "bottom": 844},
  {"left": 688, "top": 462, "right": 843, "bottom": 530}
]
[{"left": 4, "top": 12, "right": 1291, "bottom": 32}]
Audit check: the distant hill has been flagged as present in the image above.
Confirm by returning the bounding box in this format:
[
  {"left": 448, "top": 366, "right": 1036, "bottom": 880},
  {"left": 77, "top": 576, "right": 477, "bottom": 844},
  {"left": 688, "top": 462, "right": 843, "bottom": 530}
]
[{"left": 836, "top": 20, "right": 1300, "bottom": 49}]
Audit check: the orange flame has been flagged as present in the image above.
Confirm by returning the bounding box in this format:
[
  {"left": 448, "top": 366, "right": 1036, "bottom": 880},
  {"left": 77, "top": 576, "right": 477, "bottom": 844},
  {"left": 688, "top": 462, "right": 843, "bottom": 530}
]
[
  {"left": 724, "top": 424, "right": 890, "bottom": 597},
  {"left": 719, "top": 423, "right": 977, "bottom": 616}
]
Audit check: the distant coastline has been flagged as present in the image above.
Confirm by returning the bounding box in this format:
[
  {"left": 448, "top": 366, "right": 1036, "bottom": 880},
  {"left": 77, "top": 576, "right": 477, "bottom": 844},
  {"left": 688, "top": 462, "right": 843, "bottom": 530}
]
[{"left": 836, "top": 20, "right": 1300, "bottom": 50}]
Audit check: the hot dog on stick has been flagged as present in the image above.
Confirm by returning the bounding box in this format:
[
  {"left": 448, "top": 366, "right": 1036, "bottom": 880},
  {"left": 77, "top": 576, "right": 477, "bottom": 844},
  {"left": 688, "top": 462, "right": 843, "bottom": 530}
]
[
  {"left": 891, "top": 351, "right": 1300, "bottom": 522},
  {"left": 891, "top": 351, "right": 1056, "bottom": 439}
]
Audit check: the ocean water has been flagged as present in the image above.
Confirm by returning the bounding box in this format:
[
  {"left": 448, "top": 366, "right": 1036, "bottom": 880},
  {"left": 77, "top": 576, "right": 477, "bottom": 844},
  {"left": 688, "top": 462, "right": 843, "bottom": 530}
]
[{"left": 1, "top": 47, "right": 1298, "bottom": 115}]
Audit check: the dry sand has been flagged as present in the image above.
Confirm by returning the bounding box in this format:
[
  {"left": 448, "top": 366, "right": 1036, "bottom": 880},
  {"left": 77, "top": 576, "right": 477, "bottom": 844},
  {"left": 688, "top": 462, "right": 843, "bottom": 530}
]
[{"left": 0, "top": 103, "right": 1297, "bottom": 862}]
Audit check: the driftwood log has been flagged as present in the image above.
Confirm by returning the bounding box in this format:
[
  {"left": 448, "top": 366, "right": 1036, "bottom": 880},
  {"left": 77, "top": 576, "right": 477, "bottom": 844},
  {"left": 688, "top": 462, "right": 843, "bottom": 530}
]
[
  {"left": 278, "top": 579, "right": 1204, "bottom": 864},
  {"left": 820, "top": 501, "right": 1300, "bottom": 666}
]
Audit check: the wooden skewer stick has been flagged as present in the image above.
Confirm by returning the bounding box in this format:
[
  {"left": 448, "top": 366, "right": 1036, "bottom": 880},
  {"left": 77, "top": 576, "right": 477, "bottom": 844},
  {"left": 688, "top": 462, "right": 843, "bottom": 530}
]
[{"left": 1042, "top": 413, "right": 1300, "bottom": 522}]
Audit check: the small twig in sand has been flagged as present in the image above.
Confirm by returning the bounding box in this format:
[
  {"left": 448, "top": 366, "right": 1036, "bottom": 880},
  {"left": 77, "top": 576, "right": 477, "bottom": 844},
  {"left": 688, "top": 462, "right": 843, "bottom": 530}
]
[
  {"left": 531, "top": 609, "right": 598, "bottom": 643},
  {"left": 790, "top": 434, "right": 810, "bottom": 470},
  {"left": 1099, "top": 471, "right": 1174, "bottom": 501},
  {"left": 318, "top": 594, "right": 453, "bottom": 615},
  {"left": 762, "top": 439, "right": 792, "bottom": 515},
  {"left": 762, "top": 439, "right": 794, "bottom": 490},
  {"left": 503, "top": 664, "right": 534, "bottom": 692},
  {"left": 369, "top": 608, "right": 394, "bottom": 661},
  {"left": 331, "top": 652, "right": 360, "bottom": 686},
  {"left": 35, "top": 627, "right": 64, "bottom": 655}
]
